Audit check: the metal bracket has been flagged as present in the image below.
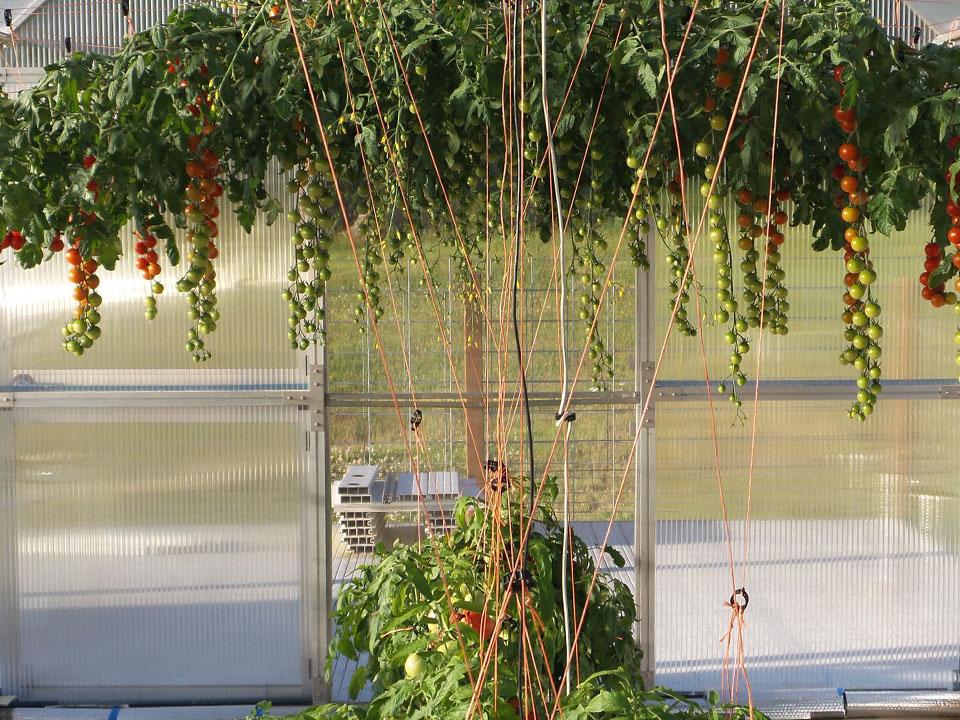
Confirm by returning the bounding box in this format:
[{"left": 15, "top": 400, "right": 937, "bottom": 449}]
[
  {"left": 0, "top": 395, "right": 12, "bottom": 411},
  {"left": 940, "top": 385, "right": 960, "bottom": 399},
  {"left": 638, "top": 362, "right": 656, "bottom": 428},
  {"left": 308, "top": 364, "right": 325, "bottom": 432}
]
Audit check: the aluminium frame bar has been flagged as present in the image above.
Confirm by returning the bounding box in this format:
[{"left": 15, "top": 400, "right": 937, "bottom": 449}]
[
  {"left": 635, "top": 230, "right": 656, "bottom": 689},
  {"left": 4, "top": 377, "right": 959, "bottom": 411}
]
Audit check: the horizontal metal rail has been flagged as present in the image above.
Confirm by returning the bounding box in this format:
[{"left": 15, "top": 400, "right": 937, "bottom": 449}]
[{"left": 2, "top": 378, "right": 958, "bottom": 409}]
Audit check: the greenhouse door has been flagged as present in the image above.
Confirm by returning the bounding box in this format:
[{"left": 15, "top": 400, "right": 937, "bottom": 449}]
[{"left": 0, "top": 403, "right": 320, "bottom": 705}]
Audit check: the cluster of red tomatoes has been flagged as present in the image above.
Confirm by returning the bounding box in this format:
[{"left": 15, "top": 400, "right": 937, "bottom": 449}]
[
  {"left": 925, "top": 135, "right": 960, "bottom": 309},
  {"left": 0, "top": 228, "right": 25, "bottom": 252},
  {"left": 735, "top": 187, "right": 790, "bottom": 247}
]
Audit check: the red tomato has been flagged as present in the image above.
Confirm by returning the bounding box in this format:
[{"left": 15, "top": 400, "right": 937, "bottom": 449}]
[{"left": 838, "top": 143, "right": 859, "bottom": 162}]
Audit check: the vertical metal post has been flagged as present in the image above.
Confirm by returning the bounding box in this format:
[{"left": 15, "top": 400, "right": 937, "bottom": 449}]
[
  {"left": 0, "top": 404, "right": 20, "bottom": 701},
  {"left": 0, "top": 275, "right": 20, "bottom": 700},
  {"left": 464, "top": 299, "right": 485, "bottom": 484},
  {"left": 634, "top": 229, "right": 656, "bottom": 688},
  {"left": 308, "top": 308, "right": 332, "bottom": 704}
]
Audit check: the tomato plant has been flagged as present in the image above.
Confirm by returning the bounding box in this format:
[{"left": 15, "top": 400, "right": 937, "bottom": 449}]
[
  {"left": 2, "top": 0, "right": 960, "bottom": 412},
  {"left": 263, "top": 481, "right": 762, "bottom": 719}
]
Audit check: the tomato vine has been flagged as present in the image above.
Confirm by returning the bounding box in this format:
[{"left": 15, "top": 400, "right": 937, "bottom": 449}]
[{"left": 2, "top": 0, "right": 960, "bottom": 413}]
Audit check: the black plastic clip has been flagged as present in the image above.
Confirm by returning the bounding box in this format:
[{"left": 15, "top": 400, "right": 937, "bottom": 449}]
[
  {"left": 555, "top": 410, "right": 576, "bottom": 423},
  {"left": 64, "top": 35, "right": 71, "bottom": 53},
  {"left": 409, "top": 408, "right": 422, "bottom": 432},
  {"left": 484, "top": 459, "right": 509, "bottom": 493},
  {"left": 3, "top": 9, "right": 12, "bottom": 27},
  {"left": 503, "top": 568, "right": 534, "bottom": 594},
  {"left": 120, "top": 0, "right": 129, "bottom": 16},
  {"left": 729, "top": 587, "right": 749, "bottom": 612},
  {"left": 912, "top": 26, "right": 921, "bottom": 47}
]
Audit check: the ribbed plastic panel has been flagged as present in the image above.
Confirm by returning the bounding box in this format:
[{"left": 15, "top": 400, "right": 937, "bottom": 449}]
[
  {"left": 5, "top": 0, "right": 188, "bottom": 67},
  {"left": 0, "top": 172, "right": 302, "bottom": 391},
  {"left": 655, "top": 399, "right": 960, "bottom": 696},
  {"left": 845, "top": 690, "right": 960, "bottom": 717},
  {"left": 1, "top": 406, "right": 309, "bottom": 703}
]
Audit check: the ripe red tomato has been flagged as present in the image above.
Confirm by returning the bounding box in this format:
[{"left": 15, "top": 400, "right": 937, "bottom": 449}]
[
  {"left": 849, "top": 190, "right": 869, "bottom": 206},
  {"left": 776, "top": 188, "right": 792, "bottom": 202},
  {"left": 65, "top": 248, "right": 82, "bottom": 266},
  {"left": 715, "top": 47, "right": 730, "bottom": 65},
  {"left": 715, "top": 70, "right": 733, "bottom": 89},
  {"left": 848, "top": 156, "right": 868, "bottom": 172},
  {"left": 840, "top": 120, "right": 858, "bottom": 134},
  {"left": 920, "top": 271, "right": 931, "bottom": 286},
  {"left": 924, "top": 257, "right": 940, "bottom": 272},
  {"left": 833, "top": 65, "right": 845, "bottom": 83},
  {"left": 832, "top": 164, "right": 846, "bottom": 181},
  {"left": 840, "top": 176, "right": 859, "bottom": 193},
  {"left": 833, "top": 105, "right": 856, "bottom": 124},
  {"left": 838, "top": 143, "right": 859, "bottom": 162},
  {"left": 948, "top": 227, "right": 960, "bottom": 245},
  {"left": 925, "top": 242, "right": 942, "bottom": 258}
]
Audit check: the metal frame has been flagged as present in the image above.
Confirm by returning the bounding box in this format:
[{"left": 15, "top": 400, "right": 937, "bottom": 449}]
[
  {"left": 0, "top": 357, "right": 331, "bottom": 704},
  {"left": 634, "top": 230, "right": 657, "bottom": 689}
]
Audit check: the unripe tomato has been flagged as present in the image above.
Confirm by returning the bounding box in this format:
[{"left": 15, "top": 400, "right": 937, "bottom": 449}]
[{"left": 840, "top": 206, "right": 860, "bottom": 223}]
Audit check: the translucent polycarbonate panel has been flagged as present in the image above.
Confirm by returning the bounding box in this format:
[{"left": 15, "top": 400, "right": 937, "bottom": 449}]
[
  {"left": 324, "top": 240, "right": 637, "bottom": 396},
  {"left": 655, "top": 197, "right": 960, "bottom": 382},
  {"left": 2, "top": 406, "right": 310, "bottom": 703},
  {"left": 4, "top": 0, "right": 188, "bottom": 69},
  {"left": 0, "top": 172, "right": 304, "bottom": 391},
  {"left": 655, "top": 400, "right": 960, "bottom": 696}
]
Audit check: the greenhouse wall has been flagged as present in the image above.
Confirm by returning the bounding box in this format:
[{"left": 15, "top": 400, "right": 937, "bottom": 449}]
[{"left": 0, "top": 0, "right": 959, "bottom": 711}]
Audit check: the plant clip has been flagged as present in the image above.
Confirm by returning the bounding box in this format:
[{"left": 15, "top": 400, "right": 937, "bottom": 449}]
[
  {"left": 502, "top": 568, "right": 534, "bottom": 594},
  {"left": 409, "top": 408, "right": 422, "bottom": 432},
  {"left": 729, "top": 587, "right": 749, "bottom": 612},
  {"left": 64, "top": 35, "right": 71, "bottom": 53},
  {"left": 484, "top": 459, "right": 509, "bottom": 493},
  {"left": 120, "top": 0, "right": 129, "bottom": 16},
  {"left": 912, "top": 26, "right": 921, "bottom": 47},
  {"left": 3, "top": 9, "right": 12, "bottom": 27},
  {"left": 555, "top": 410, "right": 576, "bottom": 423}
]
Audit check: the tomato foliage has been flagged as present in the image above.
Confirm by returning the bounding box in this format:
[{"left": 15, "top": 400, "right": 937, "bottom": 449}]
[
  {"left": 244, "top": 484, "right": 760, "bottom": 719},
  {"left": 2, "top": 0, "right": 960, "bottom": 408}
]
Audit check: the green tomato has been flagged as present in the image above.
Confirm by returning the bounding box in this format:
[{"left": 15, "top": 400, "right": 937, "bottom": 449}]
[{"left": 404, "top": 653, "right": 425, "bottom": 680}]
